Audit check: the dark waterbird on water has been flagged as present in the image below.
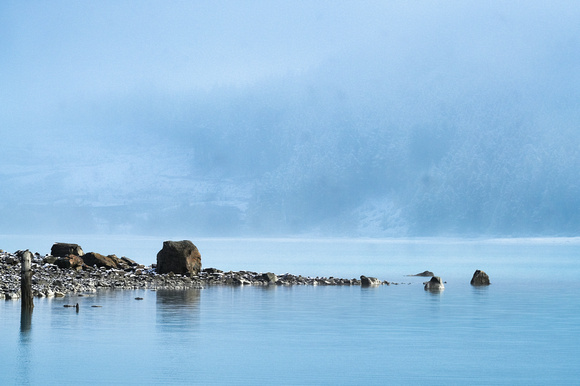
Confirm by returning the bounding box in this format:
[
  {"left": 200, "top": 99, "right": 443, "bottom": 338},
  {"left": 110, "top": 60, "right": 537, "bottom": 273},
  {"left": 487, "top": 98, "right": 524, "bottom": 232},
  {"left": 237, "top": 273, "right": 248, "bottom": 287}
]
[{"left": 63, "top": 303, "right": 80, "bottom": 312}]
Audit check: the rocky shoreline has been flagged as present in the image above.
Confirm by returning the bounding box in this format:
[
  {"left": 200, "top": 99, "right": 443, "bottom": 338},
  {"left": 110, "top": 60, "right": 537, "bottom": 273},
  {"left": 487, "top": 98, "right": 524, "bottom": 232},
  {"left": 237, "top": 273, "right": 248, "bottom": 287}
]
[{"left": 0, "top": 248, "right": 390, "bottom": 300}]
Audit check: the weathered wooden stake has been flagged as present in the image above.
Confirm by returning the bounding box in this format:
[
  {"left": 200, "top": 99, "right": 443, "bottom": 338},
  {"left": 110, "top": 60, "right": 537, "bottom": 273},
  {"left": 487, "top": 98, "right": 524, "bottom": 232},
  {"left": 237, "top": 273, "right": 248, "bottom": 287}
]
[{"left": 21, "top": 250, "right": 34, "bottom": 311}]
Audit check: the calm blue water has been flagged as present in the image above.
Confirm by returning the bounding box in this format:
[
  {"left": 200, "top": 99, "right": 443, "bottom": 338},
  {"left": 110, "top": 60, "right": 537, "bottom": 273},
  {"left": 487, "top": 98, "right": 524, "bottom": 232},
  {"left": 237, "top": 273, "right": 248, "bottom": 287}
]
[{"left": 1, "top": 238, "right": 580, "bottom": 385}]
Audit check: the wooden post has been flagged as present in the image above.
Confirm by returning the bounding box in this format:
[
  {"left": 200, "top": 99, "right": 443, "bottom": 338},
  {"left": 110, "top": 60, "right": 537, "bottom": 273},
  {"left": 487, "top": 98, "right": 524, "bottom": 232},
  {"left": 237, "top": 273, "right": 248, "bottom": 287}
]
[{"left": 21, "top": 250, "right": 34, "bottom": 311}]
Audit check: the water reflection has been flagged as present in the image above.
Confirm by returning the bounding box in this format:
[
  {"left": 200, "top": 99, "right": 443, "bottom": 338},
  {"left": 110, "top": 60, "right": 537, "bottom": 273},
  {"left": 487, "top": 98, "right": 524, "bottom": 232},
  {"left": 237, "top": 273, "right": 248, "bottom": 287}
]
[
  {"left": 471, "top": 286, "right": 490, "bottom": 295},
  {"left": 20, "top": 308, "right": 32, "bottom": 335},
  {"left": 360, "top": 286, "right": 380, "bottom": 293},
  {"left": 156, "top": 288, "right": 201, "bottom": 306},
  {"left": 425, "top": 289, "right": 444, "bottom": 297},
  {"left": 156, "top": 289, "right": 201, "bottom": 331},
  {"left": 258, "top": 284, "right": 278, "bottom": 292},
  {"left": 471, "top": 285, "right": 490, "bottom": 307},
  {"left": 19, "top": 308, "right": 33, "bottom": 385}
]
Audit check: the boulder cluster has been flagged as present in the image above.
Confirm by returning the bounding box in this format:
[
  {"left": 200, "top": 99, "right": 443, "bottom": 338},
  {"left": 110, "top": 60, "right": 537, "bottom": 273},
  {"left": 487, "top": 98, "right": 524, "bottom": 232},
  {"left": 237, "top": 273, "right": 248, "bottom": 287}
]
[
  {"left": 48, "top": 242, "right": 144, "bottom": 272},
  {"left": 0, "top": 249, "right": 199, "bottom": 300}
]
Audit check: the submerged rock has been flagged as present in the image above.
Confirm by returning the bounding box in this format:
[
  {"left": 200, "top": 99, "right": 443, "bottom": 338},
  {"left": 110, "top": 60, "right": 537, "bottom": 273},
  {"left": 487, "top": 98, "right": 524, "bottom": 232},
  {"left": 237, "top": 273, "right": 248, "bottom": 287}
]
[
  {"left": 409, "top": 271, "right": 434, "bottom": 277},
  {"left": 470, "top": 270, "right": 490, "bottom": 286},
  {"left": 424, "top": 276, "right": 445, "bottom": 291}
]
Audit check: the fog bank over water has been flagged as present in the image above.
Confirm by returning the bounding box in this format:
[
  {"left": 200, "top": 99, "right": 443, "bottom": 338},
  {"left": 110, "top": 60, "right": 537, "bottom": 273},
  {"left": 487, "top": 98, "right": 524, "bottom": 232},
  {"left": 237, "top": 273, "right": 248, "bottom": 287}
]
[{"left": 2, "top": 2, "right": 579, "bottom": 238}]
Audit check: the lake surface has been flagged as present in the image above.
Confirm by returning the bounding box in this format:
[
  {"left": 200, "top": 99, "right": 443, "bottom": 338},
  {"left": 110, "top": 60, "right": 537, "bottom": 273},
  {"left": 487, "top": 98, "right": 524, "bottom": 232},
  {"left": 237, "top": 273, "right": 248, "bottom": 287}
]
[{"left": 1, "top": 237, "right": 580, "bottom": 385}]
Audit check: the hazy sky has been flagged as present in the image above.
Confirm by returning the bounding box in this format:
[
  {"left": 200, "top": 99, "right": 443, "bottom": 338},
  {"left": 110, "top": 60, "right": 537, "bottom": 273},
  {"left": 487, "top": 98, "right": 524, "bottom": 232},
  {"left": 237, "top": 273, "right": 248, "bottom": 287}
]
[
  {"left": 4, "top": 1, "right": 577, "bottom": 123},
  {"left": 2, "top": 1, "right": 580, "bottom": 237}
]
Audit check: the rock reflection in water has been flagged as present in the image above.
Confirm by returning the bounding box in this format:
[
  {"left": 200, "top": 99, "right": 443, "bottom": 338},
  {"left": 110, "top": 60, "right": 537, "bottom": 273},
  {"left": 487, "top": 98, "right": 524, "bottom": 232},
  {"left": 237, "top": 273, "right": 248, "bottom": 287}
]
[{"left": 155, "top": 289, "right": 201, "bottom": 330}]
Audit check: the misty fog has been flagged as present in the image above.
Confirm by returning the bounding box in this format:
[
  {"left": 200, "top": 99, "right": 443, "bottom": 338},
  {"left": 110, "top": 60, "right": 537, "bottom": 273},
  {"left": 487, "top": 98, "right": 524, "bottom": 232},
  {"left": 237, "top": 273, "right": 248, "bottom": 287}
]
[{"left": 1, "top": 2, "right": 579, "bottom": 238}]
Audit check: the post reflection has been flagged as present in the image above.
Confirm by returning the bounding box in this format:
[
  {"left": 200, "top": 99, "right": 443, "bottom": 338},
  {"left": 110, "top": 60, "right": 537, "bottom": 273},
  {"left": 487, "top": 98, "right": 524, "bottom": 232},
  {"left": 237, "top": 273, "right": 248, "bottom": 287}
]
[
  {"left": 20, "top": 308, "right": 32, "bottom": 335},
  {"left": 18, "top": 308, "right": 32, "bottom": 385}
]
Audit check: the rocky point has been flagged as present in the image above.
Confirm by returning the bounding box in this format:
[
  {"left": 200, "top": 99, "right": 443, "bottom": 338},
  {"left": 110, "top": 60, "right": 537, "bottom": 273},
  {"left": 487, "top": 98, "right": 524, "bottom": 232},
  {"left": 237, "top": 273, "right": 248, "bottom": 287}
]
[{"left": 0, "top": 241, "right": 392, "bottom": 299}]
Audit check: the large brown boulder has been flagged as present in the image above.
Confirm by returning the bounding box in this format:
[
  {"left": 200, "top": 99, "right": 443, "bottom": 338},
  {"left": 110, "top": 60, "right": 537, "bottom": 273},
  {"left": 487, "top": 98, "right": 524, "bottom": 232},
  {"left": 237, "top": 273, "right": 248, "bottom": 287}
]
[
  {"left": 51, "top": 243, "right": 84, "bottom": 257},
  {"left": 470, "top": 270, "right": 491, "bottom": 286},
  {"left": 156, "top": 240, "right": 201, "bottom": 275},
  {"left": 82, "top": 252, "right": 118, "bottom": 269}
]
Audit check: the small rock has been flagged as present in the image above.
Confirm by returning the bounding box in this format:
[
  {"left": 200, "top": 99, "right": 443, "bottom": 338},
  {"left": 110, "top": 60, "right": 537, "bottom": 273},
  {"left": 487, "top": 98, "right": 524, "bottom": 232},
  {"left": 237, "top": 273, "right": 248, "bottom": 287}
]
[
  {"left": 43, "top": 255, "right": 58, "bottom": 264},
  {"left": 121, "top": 256, "right": 139, "bottom": 267},
  {"left": 202, "top": 267, "right": 223, "bottom": 274},
  {"left": 470, "top": 270, "right": 490, "bottom": 286},
  {"left": 260, "top": 272, "right": 278, "bottom": 284},
  {"left": 360, "top": 275, "right": 381, "bottom": 287},
  {"left": 424, "top": 276, "right": 445, "bottom": 291},
  {"left": 409, "top": 270, "right": 434, "bottom": 277},
  {"left": 5, "top": 256, "right": 18, "bottom": 265},
  {"left": 6, "top": 292, "right": 20, "bottom": 299}
]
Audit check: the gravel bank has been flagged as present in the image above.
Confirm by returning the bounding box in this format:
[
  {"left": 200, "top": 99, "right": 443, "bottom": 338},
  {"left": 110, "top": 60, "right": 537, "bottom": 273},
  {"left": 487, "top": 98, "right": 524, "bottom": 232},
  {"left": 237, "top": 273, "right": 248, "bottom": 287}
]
[{"left": 1, "top": 250, "right": 389, "bottom": 299}]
